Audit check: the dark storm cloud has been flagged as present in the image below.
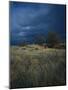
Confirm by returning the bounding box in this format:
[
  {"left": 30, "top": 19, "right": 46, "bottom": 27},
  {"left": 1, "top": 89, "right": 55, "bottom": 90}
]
[
  {"left": 10, "top": 2, "right": 52, "bottom": 32},
  {"left": 10, "top": 2, "right": 66, "bottom": 44}
]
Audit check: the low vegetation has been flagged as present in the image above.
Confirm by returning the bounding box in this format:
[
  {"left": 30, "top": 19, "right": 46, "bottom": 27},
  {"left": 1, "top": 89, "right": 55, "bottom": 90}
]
[{"left": 10, "top": 45, "right": 66, "bottom": 89}]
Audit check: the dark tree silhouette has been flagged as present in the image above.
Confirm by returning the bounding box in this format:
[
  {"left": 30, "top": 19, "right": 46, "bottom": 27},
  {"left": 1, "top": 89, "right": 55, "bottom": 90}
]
[{"left": 46, "top": 31, "right": 60, "bottom": 48}]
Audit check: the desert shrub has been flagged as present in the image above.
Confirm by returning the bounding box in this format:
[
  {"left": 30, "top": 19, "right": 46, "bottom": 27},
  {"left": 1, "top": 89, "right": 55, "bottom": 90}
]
[
  {"left": 53, "top": 43, "right": 66, "bottom": 49},
  {"left": 34, "top": 47, "right": 39, "bottom": 50},
  {"left": 21, "top": 47, "right": 26, "bottom": 50}
]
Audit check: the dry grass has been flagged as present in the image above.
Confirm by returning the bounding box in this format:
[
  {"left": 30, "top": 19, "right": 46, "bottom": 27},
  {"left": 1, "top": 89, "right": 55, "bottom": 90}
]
[{"left": 10, "top": 45, "right": 66, "bottom": 89}]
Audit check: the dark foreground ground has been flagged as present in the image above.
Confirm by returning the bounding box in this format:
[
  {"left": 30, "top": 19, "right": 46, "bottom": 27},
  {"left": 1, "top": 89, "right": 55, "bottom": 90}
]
[{"left": 10, "top": 45, "right": 66, "bottom": 89}]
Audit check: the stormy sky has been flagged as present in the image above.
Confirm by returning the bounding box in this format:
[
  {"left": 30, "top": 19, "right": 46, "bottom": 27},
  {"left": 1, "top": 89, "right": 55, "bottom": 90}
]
[{"left": 10, "top": 2, "right": 66, "bottom": 45}]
